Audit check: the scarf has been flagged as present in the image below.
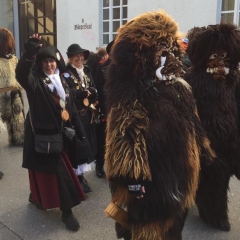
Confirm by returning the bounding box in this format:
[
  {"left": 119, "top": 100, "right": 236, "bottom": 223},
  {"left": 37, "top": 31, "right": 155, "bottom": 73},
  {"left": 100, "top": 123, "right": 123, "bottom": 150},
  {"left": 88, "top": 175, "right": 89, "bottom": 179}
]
[
  {"left": 71, "top": 64, "right": 85, "bottom": 81},
  {"left": 46, "top": 68, "right": 66, "bottom": 101}
]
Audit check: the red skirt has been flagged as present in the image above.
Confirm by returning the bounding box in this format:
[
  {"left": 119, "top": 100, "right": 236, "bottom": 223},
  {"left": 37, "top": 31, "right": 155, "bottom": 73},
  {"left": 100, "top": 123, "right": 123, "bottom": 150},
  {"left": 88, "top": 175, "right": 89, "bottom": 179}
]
[{"left": 28, "top": 151, "right": 86, "bottom": 210}]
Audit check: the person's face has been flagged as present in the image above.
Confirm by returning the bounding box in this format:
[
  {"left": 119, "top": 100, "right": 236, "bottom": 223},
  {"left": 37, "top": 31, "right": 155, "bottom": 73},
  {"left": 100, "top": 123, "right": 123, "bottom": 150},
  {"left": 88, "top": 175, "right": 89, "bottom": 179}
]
[
  {"left": 41, "top": 57, "right": 57, "bottom": 75},
  {"left": 102, "top": 54, "right": 109, "bottom": 60},
  {"left": 69, "top": 53, "right": 85, "bottom": 68}
]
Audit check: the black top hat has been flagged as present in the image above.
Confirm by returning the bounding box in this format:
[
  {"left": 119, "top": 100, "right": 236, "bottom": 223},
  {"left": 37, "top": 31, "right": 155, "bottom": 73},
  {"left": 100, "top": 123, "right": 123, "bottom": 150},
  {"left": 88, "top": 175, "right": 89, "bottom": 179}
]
[
  {"left": 36, "top": 46, "right": 66, "bottom": 73},
  {"left": 66, "top": 44, "right": 90, "bottom": 60}
]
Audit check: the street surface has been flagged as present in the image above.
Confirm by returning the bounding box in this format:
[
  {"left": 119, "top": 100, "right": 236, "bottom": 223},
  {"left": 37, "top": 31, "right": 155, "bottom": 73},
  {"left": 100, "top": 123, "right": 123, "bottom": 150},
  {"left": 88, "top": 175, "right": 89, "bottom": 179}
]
[{"left": 0, "top": 93, "right": 240, "bottom": 239}]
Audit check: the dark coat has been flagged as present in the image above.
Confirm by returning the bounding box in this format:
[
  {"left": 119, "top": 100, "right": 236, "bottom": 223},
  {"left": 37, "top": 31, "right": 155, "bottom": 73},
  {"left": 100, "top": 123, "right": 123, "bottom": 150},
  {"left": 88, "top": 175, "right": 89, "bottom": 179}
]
[
  {"left": 66, "top": 64, "right": 97, "bottom": 108},
  {"left": 85, "top": 52, "right": 101, "bottom": 83},
  {"left": 95, "top": 58, "right": 111, "bottom": 117},
  {"left": 65, "top": 64, "right": 98, "bottom": 163},
  {"left": 16, "top": 55, "right": 84, "bottom": 173},
  {"left": 94, "top": 59, "right": 111, "bottom": 166}
]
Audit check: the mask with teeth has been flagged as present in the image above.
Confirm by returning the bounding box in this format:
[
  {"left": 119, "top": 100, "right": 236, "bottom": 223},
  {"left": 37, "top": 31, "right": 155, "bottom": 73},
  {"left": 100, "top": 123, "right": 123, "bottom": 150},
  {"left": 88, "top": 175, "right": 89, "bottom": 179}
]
[
  {"left": 155, "top": 38, "right": 184, "bottom": 82},
  {"left": 206, "top": 50, "right": 230, "bottom": 80},
  {"left": 187, "top": 23, "right": 240, "bottom": 80}
]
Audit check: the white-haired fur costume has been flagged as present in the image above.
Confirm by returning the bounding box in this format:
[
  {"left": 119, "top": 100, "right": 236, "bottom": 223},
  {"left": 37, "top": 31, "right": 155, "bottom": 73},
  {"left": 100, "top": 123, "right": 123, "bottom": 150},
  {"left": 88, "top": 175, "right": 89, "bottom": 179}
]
[{"left": 0, "top": 55, "right": 24, "bottom": 145}]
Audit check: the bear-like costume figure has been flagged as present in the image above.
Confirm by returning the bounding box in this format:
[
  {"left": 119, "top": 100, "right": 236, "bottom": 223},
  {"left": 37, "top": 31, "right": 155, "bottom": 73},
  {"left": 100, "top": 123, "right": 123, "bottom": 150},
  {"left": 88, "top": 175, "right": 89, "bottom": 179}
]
[
  {"left": 184, "top": 23, "right": 240, "bottom": 231},
  {"left": 104, "top": 10, "right": 215, "bottom": 240},
  {"left": 0, "top": 28, "right": 24, "bottom": 146}
]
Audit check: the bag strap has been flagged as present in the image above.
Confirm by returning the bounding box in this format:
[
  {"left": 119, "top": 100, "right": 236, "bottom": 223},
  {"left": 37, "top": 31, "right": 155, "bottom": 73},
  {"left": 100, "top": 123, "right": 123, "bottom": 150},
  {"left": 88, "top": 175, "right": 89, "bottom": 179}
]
[
  {"left": 29, "top": 109, "right": 35, "bottom": 134},
  {"left": 29, "top": 77, "right": 64, "bottom": 134},
  {"left": 29, "top": 107, "right": 63, "bottom": 134}
]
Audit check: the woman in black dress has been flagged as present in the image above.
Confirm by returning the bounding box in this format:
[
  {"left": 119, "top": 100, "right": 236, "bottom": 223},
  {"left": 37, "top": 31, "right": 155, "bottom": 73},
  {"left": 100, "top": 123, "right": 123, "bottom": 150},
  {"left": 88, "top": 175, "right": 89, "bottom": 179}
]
[
  {"left": 64, "top": 44, "right": 98, "bottom": 193},
  {"left": 16, "top": 34, "right": 85, "bottom": 231}
]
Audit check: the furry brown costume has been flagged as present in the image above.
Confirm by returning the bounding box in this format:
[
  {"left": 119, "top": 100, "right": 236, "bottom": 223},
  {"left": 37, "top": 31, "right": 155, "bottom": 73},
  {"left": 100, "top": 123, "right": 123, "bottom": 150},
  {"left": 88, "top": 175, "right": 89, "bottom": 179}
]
[
  {"left": 184, "top": 23, "right": 240, "bottom": 231},
  {"left": 105, "top": 10, "right": 214, "bottom": 240},
  {"left": 181, "top": 26, "right": 207, "bottom": 72},
  {"left": 0, "top": 28, "right": 24, "bottom": 145}
]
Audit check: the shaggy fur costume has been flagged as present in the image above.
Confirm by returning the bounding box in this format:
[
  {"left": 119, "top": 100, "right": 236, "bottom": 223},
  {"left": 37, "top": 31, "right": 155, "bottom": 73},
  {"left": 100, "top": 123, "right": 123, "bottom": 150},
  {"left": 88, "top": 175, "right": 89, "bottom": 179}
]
[
  {"left": 105, "top": 10, "right": 214, "bottom": 240},
  {"left": 0, "top": 56, "right": 24, "bottom": 145},
  {"left": 184, "top": 23, "right": 240, "bottom": 231}
]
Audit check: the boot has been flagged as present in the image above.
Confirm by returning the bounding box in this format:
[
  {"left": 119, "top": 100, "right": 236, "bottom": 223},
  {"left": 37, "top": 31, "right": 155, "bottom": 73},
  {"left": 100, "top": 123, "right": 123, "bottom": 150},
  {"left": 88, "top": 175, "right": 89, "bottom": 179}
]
[
  {"left": 78, "top": 174, "right": 92, "bottom": 193},
  {"left": 96, "top": 164, "right": 105, "bottom": 178},
  {"left": 115, "top": 222, "right": 132, "bottom": 240},
  {"left": 61, "top": 209, "right": 80, "bottom": 231}
]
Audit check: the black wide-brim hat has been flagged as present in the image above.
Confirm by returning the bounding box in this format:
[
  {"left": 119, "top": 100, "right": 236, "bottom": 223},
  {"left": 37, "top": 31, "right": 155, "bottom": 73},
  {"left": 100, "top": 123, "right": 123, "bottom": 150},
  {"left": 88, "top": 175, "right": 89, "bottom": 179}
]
[
  {"left": 66, "top": 43, "right": 90, "bottom": 60},
  {"left": 36, "top": 46, "right": 66, "bottom": 73}
]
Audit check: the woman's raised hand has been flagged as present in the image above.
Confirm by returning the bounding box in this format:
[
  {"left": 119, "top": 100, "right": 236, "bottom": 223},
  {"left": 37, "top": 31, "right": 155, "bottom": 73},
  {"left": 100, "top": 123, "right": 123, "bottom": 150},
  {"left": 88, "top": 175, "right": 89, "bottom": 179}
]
[{"left": 24, "top": 33, "right": 43, "bottom": 59}]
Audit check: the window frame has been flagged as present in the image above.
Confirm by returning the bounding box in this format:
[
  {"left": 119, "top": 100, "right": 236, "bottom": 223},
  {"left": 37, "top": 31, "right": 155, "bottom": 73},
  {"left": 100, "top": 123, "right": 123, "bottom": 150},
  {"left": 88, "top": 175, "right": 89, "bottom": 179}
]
[
  {"left": 220, "top": 0, "right": 240, "bottom": 26},
  {"left": 102, "top": 0, "right": 128, "bottom": 45},
  {"left": 18, "top": 0, "right": 56, "bottom": 55}
]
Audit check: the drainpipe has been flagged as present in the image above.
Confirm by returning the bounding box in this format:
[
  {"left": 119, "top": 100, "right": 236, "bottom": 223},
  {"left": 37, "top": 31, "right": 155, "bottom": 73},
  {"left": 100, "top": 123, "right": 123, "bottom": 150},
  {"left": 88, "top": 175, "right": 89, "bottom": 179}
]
[{"left": 12, "top": 0, "right": 20, "bottom": 58}]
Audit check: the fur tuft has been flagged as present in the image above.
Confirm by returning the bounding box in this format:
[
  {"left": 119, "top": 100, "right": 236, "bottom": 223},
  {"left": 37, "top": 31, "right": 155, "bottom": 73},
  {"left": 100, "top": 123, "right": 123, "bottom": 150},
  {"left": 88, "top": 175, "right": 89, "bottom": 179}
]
[
  {"left": 105, "top": 100, "right": 151, "bottom": 181},
  {"left": 115, "top": 10, "right": 180, "bottom": 48},
  {"left": 187, "top": 23, "right": 240, "bottom": 69}
]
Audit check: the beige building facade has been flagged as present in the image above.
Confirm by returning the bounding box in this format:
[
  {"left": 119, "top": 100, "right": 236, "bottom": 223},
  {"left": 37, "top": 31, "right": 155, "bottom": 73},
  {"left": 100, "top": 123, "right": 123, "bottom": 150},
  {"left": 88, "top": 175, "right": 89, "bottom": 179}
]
[{"left": 0, "top": 0, "right": 237, "bottom": 60}]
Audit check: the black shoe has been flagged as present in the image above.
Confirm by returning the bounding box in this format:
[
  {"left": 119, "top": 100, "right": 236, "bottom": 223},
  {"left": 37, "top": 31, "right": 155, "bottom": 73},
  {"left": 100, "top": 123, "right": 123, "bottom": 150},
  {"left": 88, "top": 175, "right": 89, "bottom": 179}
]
[
  {"left": 78, "top": 175, "right": 92, "bottom": 193},
  {"left": 96, "top": 166, "right": 105, "bottom": 178},
  {"left": 28, "top": 193, "right": 45, "bottom": 210},
  {"left": 61, "top": 211, "right": 80, "bottom": 231},
  {"left": 0, "top": 171, "right": 3, "bottom": 179}
]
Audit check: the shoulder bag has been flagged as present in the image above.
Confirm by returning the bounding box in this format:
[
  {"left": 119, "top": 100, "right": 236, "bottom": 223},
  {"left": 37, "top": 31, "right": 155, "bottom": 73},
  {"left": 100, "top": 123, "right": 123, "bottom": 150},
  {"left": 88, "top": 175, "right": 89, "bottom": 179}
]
[{"left": 29, "top": 110, "right": 63, "bottom": 154}]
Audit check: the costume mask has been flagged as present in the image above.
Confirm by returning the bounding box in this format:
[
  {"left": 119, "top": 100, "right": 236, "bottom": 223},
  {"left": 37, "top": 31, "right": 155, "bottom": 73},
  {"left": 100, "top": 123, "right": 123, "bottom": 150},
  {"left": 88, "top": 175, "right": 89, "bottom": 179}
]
[
  {"left": 206, "top": 50, "right": 230, "bottom": 80},
  {"left": 187, "top": 23, "right": 240, "bottom": 76},
  {"left": 155, "top": 37, "right": 184, "bottom": 82}
]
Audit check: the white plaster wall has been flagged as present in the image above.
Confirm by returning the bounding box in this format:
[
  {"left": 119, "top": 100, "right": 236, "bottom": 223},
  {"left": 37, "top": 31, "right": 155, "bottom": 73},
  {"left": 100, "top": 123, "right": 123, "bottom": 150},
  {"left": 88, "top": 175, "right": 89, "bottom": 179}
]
[
  {"left": 57, "top": 0, "right": 100, "bottom": 60},
  {"left": 56, "top": 0, "right": 70, "bottom": 61},
  {"left": 128, "top": 0, "right": 219, "bottom": 34},
  {"left": 0, "top": 0, "right": 14, "bottom": 32},
  {"left": 57, "top": 0, "right": 220, "bottom": 57}
]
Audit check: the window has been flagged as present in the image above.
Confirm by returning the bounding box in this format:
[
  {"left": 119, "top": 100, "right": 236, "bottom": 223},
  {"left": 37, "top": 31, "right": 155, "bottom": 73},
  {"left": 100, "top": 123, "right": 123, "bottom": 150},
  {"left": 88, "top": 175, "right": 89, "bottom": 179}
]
[
  {"left": 221, "top": 0, "right": 240, "bottom": 26},
  {"left": 18, "top": 0, "right": 56, "bottom": 55},
  {"left": 102, "top": 0, "right": 128, "bottom": 45}
]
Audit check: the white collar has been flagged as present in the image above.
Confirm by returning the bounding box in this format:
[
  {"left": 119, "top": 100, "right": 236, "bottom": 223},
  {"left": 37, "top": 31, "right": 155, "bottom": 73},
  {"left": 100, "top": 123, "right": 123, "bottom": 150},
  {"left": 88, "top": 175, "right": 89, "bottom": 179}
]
[
  {"left": 71, "top": 64, "right": 84, "bottom": 80},
  {"left": 45, "top": 68, "right": 66, "bottom": 101}
]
